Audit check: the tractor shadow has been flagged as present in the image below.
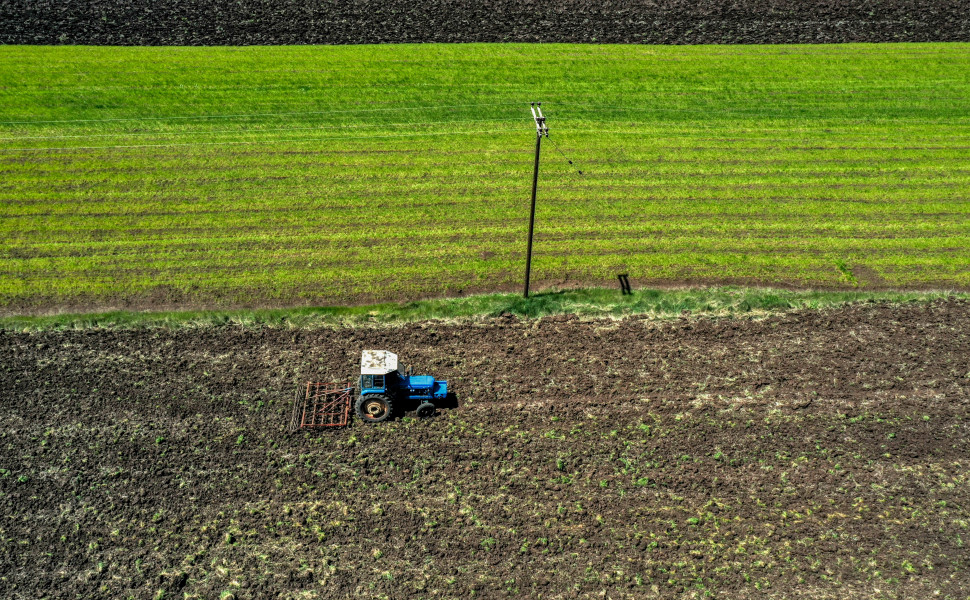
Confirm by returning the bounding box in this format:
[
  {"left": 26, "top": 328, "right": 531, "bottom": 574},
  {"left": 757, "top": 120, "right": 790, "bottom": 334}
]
[
  {"left": 438, "top": 392, "right": 460, "bottom": 411},
  {"left": 399, "top": 392, "right": 459, "bottom": 417}
]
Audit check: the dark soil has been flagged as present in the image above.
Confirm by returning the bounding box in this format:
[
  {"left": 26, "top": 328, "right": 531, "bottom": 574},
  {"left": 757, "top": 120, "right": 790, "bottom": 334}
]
[
  {"left": 2, "top": 299, "right": 969, "bottom": 599},
  {"left": 3, "top": 0, "right": 969, "bottom": 45}
]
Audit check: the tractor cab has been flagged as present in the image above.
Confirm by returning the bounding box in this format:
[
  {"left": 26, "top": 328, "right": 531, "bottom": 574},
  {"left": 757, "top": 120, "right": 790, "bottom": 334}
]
[
  {"left": 359, "top": 349, "right": 397, "bottom": 391},
  {"left": 356, "top": 350, "right": 448, "bottom": 423}
]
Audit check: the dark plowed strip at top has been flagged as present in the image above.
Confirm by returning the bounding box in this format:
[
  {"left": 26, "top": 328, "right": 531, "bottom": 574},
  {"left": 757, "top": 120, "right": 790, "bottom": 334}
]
[{"left": 2, "top": 0, "right": 969, "bottom": 45}]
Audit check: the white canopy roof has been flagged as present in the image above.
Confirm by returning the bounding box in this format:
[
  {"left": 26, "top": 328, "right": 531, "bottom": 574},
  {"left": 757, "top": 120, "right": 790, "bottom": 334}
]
[{"left": 361, "top": 350, "right": 398, "bottom": 375}]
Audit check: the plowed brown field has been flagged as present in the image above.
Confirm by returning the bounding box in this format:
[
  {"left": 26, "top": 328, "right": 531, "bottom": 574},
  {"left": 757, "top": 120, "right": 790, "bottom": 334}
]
[{"left": 2, "top": 300, "right": 969, "bottom": 599}]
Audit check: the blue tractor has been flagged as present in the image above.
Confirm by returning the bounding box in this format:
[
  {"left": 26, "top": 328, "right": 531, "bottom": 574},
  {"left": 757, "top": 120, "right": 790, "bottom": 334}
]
[{"left": 356, "top": 350, "right": 448, "bottom": 423}]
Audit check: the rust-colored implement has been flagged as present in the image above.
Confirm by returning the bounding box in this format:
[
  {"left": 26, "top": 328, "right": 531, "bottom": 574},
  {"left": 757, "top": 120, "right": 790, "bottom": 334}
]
[{"left": 289, "top": 383, "right": 354, "bottom": 431}]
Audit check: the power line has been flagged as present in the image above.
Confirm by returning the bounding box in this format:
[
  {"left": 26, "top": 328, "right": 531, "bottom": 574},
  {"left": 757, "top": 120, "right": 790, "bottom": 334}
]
[
  {"left": 20, "top": 79, "right": 969, "bottom": 93},
  {"left": 4, "top": 129, "right": 965, "bottom": 154},
  {"left": 559, "top": 129, "right": 970, "bottom": 148},
  {"left": 4, "top": 98, "right": 969, "bottom": 128},
  {"left": 10, "top": 118, "right": 970, "bottom": 145},
  {"left": 0, "top": 102, "right": 523, "bottom": 126},
  {"left": 551, "top": 131, "right": 970, "bottom": 143},
  {"left": 0, "top": 128, "right": 527, "bottom": 153},
  {"left": 557, "top": 102, "right": 970, "bottom": 120},
  {"left": 0, "top": 117, "right": 521, "bottom": 142}
]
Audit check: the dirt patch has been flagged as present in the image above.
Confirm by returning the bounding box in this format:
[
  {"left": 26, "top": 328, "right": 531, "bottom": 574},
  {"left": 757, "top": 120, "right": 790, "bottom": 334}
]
[
  {"left": 851, "top": 263, "right": 890, "bottom": 287},
  {"left": 1, "top": 299, "right": 969, "bottom": 598}
]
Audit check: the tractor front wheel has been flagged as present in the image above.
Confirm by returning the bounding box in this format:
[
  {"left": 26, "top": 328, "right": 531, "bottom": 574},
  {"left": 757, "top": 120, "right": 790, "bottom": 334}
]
[
  {"left": 416, "top": 402, "right": 436, "bottom": 419},
  {"left": 356, "top": 394, "right": 393, "bottom": 423}
]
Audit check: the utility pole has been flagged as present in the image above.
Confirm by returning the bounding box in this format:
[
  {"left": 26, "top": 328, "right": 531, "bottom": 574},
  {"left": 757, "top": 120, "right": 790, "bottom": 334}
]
[{"left": 524, "top": 102, "right": 548, "bottom": 298}]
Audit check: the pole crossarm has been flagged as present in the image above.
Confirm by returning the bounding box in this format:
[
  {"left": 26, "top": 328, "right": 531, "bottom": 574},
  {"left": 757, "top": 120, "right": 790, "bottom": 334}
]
[{"left": 530, "top": 102, "right": 549, "bottom": 138}]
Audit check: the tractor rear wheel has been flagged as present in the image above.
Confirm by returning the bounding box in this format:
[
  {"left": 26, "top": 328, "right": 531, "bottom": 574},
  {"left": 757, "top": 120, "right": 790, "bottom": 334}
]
[{"left": 356, "top": 394, "right": 393, "bottom": 423}]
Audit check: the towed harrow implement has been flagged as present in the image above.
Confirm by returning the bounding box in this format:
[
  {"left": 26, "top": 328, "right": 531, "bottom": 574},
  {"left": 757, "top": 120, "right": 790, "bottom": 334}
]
[{"left": 288, "top": 382, "right": 354, "bottom": 431}]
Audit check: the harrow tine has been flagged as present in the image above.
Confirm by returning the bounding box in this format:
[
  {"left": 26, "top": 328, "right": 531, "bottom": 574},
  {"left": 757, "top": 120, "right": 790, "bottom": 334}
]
[{"left": 289, "top": 386, "right": 302, "bottom": 433}]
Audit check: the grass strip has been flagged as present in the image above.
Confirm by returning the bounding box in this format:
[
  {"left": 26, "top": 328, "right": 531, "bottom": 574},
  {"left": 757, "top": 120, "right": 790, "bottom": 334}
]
[{"left": 1, "top": 286, "right": 963, "bottom": 331}]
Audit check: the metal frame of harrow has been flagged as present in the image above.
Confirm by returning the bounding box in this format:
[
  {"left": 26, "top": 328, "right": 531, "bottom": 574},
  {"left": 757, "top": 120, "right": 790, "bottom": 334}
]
[{"left": 289, "top": 382, "right": 354, "bottom": 431}]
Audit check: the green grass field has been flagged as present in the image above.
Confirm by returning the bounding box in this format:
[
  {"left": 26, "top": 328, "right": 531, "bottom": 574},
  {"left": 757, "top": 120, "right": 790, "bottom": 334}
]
[{"left": 2, "top": 44, "right": 969, "bottom": 312}]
